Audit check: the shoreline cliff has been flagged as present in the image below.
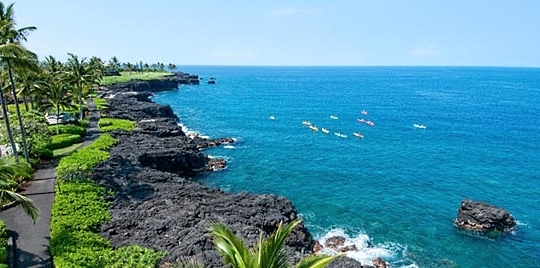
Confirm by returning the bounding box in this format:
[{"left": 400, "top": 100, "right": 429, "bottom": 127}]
[{"left": 94, "top": 73, "right": 366, "bottom": 267}]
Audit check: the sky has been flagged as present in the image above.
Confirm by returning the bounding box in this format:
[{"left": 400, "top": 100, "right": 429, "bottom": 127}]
[{"left": 11, "top": 0, "right": 540, "bottom": 67}]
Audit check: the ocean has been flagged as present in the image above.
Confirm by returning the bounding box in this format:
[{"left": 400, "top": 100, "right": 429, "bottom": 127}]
[{"left": 152, "top": 66, "right": 540, "bottom": 267}]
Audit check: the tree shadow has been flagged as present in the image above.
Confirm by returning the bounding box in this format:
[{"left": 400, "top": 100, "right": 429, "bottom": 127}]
[{"left": 8, "top": 230, "right": 52, "bottom": 268}]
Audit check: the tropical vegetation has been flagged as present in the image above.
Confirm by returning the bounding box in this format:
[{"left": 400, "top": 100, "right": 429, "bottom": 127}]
[
  {"left": 0, "top": 219, "right": 7, "bottom": 267},
  {"left": 209, "top": 219, "right": 340, "bottom": 268},
  {"left": 0, "top": 157, "right": 36, "bottom": 221},
  {"left": 51, "top": 134, "right": 166, "bottom": 267},
  {"left": 98, "top": 118, "right": 136, "bottom": 132}
]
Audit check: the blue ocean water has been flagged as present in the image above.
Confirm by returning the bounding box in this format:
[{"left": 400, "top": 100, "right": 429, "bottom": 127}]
[{"left": 153, "top": 66, "right": 540, "bottom": 267}]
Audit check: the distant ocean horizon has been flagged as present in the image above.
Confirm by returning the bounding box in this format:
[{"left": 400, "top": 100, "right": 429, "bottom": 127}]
[{"left": 153, "top": 66, "right": 540, "bottom": 267}]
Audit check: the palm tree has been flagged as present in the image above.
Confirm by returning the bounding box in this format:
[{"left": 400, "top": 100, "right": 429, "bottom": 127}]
[
  {"left": 41, "top": 55, "right": 63, "bottom": 76},
  {"left": 0, "top": 41, "right": 35, "bottom": 162},
  {"left": 0, "top": 77, "right": 17, "bottom": 161},
  {"left": 37, "top": 78, "right": 75, "bottom": 134},
  {"left": 0, "top": 2, "right": 38, "bottom": 163},
  {"left": 15, "top": 64, "right": 40, "bottom": 111},
  {"left": 3, "top": 47, "right": 38, "bottom": 163},
  {"left": 168, "top": 63, "right": 177, "bottom": 73},
  {"left": 107, "top": 56, "right": 121, "bottom": 74},
  {"left": 0, "top": 157, "right": 37, "bottom": 222},
  {"left": 65, "top": 53, "right": 100, "bottom": 120},
  {"left": 210, "top": 219, "right": 340, "bottom": 268},
  {"left": 89, "top": 56, "right": 105, "bottom": 80}
]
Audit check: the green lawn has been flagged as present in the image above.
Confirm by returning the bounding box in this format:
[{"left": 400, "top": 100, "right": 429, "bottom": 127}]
[
  {"left": 101, "top": 71, "right": 171, "bottom": 85},
  {"left": 53, "top": 142, "right": 83, "bottom": 157}
]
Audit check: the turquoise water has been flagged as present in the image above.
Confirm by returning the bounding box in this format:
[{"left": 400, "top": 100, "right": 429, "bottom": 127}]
[{"left": 153, "top": 66, "right": 540, "bottom": 267}]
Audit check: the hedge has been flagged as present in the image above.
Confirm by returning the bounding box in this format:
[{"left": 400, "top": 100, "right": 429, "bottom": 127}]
[
  {"left": 51, "top": 181, "right": 165, "bottom": 268},
  {"left": 98, "top": 118, "right": 136, "bottom": 132},
  {"left": 48, "top": 134, "right": 82, "bottom": 150},
  {"left": 48, "top": 125, "right": 87, "bottom": 136},
  {"left": 92, "top": 98, "right": 109, "bottom": 111},
  {"left": 85, "top": 134, "right": 116, "bottom": 151}
]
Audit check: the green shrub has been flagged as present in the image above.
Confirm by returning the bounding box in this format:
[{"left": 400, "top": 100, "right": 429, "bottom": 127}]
[
  {"left": 48, "top": 125, "right": 86, "bottom": 136},
  {"left": 103, "top": 245, "right": 167, "bottom": 268},
  {"left": 55, "top": 135, "right": 114, "bottom": 180},
  {"left": 48, "top": 134, "right": 82, "bottom": 150},
  {"left": 92, "top": 98, "right": 109, "bottom": 111},
  {"left": 51, "top": 159, "right": 164, "bottom": 267},
  {"left": 0, "top": 220, "right": 7, "bottom": 264},
  {"left": 51, "top": 180, "right": 112, "bottom": 268},
  {"left": 98, "top": 118, "right": 136, "bottom": 132},
  {"left": 32, "top": 145, "right": 54, "bottom": 160},
  {"left": 51, "top": 133, "right": 164, "bottom": 268},
  {"left": 77, "top": 119, "right": 89, "bottom": 128},
  {"left": 51, "top": 180, "right": 111, "bottom": 231},
  {"left": 55, "top": 148, "right": 108, "bottom": 181},
  {"left": 86, "top": 134, "right": 116, "bottom": 151}
]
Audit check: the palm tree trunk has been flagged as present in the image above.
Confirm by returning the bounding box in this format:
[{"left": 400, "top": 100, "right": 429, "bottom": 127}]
[
  {"left": 29, "top": 95, "right": 35, "bottom": 110},
  {"left": 23, "top": 95, "right": 29, "bottom": 112},
  {"left": 7, "top": 62, "right": 30, "bottom": 163},
  {"left": 56, "top": 104, "right": 60, "bottom": 135},
  {"left": 78, "top": 83, "right": 83, "bottom": 120},
  {"left": 0, "top": 82, "right": 18, "bottom": 162}
]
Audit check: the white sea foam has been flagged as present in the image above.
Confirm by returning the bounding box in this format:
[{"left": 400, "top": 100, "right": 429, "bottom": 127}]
[
  {"left": 223, "top": 145, "right": 236, "bottom": 149},
  {"left": 315, "top": 228, "right": 417, "bottom": 267}
]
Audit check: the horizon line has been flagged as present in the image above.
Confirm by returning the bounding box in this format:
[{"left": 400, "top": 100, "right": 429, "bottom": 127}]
[{"left": 173, "top": 64, "right": 540, "bottom": 69}]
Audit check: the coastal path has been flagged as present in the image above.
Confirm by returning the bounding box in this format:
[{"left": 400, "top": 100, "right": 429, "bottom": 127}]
[{"left": 0, "top": 99, "right": 100, "bottom": 268}]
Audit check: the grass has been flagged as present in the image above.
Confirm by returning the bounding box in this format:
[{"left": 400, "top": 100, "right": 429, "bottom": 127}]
[
  {"left": 7, "top": 103, "right": 32, "bottom": 114},
  {"left": 98, "top": 118, "right": 137, "bottom": 132},
  {"left": 101, "top": 71, "right": 171, "bottom": 85},
  {"left": 92, "top": 98, "right": 108, "bottom": 111},
  {"left": 52, "top": 143, "right": 83, "bottom": 157}
]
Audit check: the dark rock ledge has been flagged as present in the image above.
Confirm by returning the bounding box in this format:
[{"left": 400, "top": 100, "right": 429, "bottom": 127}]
[{"left": 93, "top": 74, "right": 370, "bottom": 267}]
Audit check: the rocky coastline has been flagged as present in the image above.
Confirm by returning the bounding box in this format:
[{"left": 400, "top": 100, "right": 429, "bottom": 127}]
[{"left": 94, "top": 72, "right": 373, "bottom": 267}]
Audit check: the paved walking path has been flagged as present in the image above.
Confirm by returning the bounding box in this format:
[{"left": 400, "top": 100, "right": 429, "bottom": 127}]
[{"left": 0, "top": 99, "right": 100, "bottom": 268}]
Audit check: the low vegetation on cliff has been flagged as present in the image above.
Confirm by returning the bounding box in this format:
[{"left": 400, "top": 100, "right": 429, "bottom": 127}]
[{"left": 51, "top": 134, "right": 166, "bottom": 267}]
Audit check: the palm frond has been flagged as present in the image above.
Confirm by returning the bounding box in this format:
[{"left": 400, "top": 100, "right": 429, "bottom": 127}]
[
  {"left": 295, "top": 254, "right": 342, "bottom": 268},
  {"left": 0, "top": 189, "right": 38, "bottom": 222},
  {"left": 0, "top": 157, "right": 32, "bottom": 180},
  {"left": 209, "top": 223, "right": 254, "bottom": 268},
  {"left": 258, "top": 220, "right": 302, "bottom": 268}
]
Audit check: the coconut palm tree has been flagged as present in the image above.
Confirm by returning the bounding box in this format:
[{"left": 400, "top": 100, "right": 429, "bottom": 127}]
[
  {"left": 210, "top": 219, "right": 339, "bottom": 268},
  {"left": 0, "top": 78, "right": 17, "bottom": 160},
  {"left": 2, "top": 47, "right": 38, "bottom": 163},
  {"left": 89, "top": 56, "right": 105, "bottom": 80},
  {"left": 65, "top": 53, "right": 100, "bottom": 120},
  {"left": 36, "top": 78, "right": 75, "bottom": 134},
  {"left": 107, "top": 56, "right": 121, "bottom": 75},
  {"left": 0, "top": 41, "right": 34, "bottom": 162},
  {"left": 0, "top": 3, "right": 38, "bottom": 163},
  {"left": 41, "top": 55, "right": 63, "bottom": 76},
  {"left": 0, "top": 157, "right": 37, "bottom": 222},
  {"left": 15, "top": 64, "right": 40, "bottom": 111},
  {"left": 168, "top": 63, "right": 177, "bottom": 73}
]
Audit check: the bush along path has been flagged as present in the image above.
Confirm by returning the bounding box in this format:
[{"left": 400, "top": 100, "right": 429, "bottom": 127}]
[{"left": 0, "top": 99, "right": 100, "bottom": 268}]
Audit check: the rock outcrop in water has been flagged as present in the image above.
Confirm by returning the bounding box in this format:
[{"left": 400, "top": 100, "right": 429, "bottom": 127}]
[{"left": 454, "top": 199, "right": 516, "bottom": 233}]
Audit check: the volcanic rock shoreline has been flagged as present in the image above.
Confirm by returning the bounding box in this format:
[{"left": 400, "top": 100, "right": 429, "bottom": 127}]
[{"left": 93, "top": 73, "right": 368, "bottom": 267}]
